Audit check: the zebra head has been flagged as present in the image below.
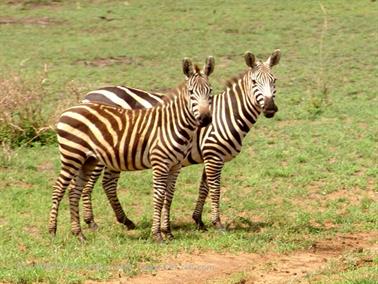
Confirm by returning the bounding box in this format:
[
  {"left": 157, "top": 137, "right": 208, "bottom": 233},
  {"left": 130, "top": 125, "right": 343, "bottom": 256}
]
[
  {"left": 182, "top": 56, "right": 215, "bottom": 127},
  {"left": 244, "top": 49, "right": 281, "bottom": 118}
]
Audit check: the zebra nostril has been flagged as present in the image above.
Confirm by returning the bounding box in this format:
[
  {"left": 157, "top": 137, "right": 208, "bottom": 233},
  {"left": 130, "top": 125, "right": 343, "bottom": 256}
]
[
  {"left": 264, "top": 111, "right": 275, "bottom": 118},
  {"left": 198, "top": 114, "right": 212, "bottom": 127}
]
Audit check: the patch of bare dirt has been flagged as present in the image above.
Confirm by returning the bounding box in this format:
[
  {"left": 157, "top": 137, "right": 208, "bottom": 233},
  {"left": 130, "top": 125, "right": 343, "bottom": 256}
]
[
  {"left": 75, "top": 56, "right": 144, "bottom": 67},
  {"left": 24, "top": 225, "right": 40, "bottom": 237},
  {"left": 0, "top": 217, "right": 7, "bottom": 226},
  {"left": 292, "top": 184, "right": 377, "bottom": 218},
  {"left": 217, "top": 55, "right": 237, "bottom": 69},
  {"left": 86, "top": 232, "right": 377, "bottom": 284},
  {"left": 0, "top": 16, "right": 63, "bottom": 26},
  {"left": 13, "top": 180, "right": 33, "bottom": 190},
  {"left": 6, "top": 0, "right": 61, "bottom": 9},
  {"left": 37, "top": 160, "right": 55, "bottom": 173}
]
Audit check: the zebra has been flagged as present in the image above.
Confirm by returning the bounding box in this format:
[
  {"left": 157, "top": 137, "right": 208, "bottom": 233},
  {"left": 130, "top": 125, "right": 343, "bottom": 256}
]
[
  {"left": 78, "top": 50, "right": 281, "bottom": 237},
  {"left": 47, "top": 56, "right": 215, "bottom": 242}
]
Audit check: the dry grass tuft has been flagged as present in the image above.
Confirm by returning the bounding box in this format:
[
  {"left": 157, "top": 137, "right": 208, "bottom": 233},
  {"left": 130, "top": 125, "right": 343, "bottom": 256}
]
[
  {"left": 0, "top": 72, "right": 58, "bottom": 147},
  {"left": 0, "top": 68, "right": 89, "bottom": 148}
]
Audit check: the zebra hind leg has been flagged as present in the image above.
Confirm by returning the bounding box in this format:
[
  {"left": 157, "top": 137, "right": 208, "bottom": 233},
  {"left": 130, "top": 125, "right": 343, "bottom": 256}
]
[
  {"left": 48, "top": 167, "right": 77, "bottom": 236},
  {"left": 192, "top": 169, "right": 209, "bottom": 231},
  {"left": 102, "top": 168, "right": 136, "bottom": 230},
  {"left": 82, "top": 164, "right": 104, "bottom": 230},
  {"left": 69, "top": 157, "right": 98, "bottom": 242}
]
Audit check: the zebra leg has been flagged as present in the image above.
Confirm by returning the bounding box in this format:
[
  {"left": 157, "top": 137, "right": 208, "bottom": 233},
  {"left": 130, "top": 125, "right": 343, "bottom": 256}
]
[
  {"left": 204, "top": 159, "right": 225, "bottom": 230},
  {"left": 48, "top": 167, "right": 77, "bottom": 236},
  {"left": 151, "top": 168, "right": 169, "bottom": 243},
  {"left": 161, "top": 169, "right": 180, "bottom": 241},
  {"left": 68, "top": 157, "right": 98, "bottom": 242},
  {"left": 192, "top": 169, "right": 209, "bottom": 231},
  {"left": 102, "top": 168, "right": 136, "bottom": 230},
  {"left": 82, "top": 164, "right": 104, "bottom": 230}
]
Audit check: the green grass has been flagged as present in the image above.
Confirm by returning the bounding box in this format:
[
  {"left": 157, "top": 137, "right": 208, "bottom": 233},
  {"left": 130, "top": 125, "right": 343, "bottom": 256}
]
[
  {"left": 307, "top": 248, "right": 378, "bottom": 284},
  {"left": 0, "top": 0, "right": 377, "bottom": 283}
]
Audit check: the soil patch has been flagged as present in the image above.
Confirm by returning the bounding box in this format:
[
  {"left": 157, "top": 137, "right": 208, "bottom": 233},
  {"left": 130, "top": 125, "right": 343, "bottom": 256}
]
[
  {"left": 86, "top": 232, "right": 377, "bottom": 284},
  {"left": 5, "top": 0, "right": 61, "bottom": 9},
  {"left": 74, "top": 56, "right": 143, "bottom": 68},
  {"left": 0, "top": 16, "right": 63, "bottom": 26}
]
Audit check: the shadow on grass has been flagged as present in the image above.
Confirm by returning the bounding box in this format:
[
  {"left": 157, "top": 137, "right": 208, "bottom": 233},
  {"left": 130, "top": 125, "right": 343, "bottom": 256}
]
[
  {"left": 89, "top": 216, "right": 327, "bottom": 245},
  {"left": 226, "top": 217, "right": 273, "bottom": 233},
  {"left": 116, "top": 217, "right": 275, "bottom": 241}
]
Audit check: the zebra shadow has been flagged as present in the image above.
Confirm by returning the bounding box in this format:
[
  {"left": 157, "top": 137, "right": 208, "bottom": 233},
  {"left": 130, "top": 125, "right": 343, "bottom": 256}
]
[
  {"left": 225, "top": 218, "right": 272, "bottom": 233},
  {"left": 113, "top": 217, "right": 272, "bottom": 241},
  {"left": 117, "top": 220, "right": 203, "bottom": 241}
]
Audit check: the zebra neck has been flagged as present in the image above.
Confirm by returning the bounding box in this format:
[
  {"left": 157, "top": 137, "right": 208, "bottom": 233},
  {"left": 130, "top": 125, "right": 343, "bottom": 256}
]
[
  {"left": 159, "top": 91, "right": 197, "bottom": 133},
  {"left": 218, "top": 77, "right": 260, "bottom": 134}
]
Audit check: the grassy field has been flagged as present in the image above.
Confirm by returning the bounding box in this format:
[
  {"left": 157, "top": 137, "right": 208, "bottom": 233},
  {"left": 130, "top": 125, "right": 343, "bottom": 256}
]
[{"left": 0, "top": 0, "right": 377, "bottom": 283}]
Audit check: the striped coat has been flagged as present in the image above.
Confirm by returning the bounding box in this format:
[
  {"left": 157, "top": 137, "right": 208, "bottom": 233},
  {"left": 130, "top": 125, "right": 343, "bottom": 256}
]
[{"left": 80, "top": 50, "right": 281, "bottom": 234}]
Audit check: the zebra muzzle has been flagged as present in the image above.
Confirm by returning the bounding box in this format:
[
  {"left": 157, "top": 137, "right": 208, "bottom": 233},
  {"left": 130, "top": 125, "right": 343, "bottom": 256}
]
[
  {"left": 263, "top": 99, "right": 278, "bottom": 118},
  {"left": 198, "top": 113, "right": 212, "bottom": 127}
]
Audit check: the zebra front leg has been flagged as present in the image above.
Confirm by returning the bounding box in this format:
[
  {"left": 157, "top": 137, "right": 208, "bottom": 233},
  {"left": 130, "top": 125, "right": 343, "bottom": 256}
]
[
  {"left": 161, "top": 169, "right": 180, "bottom": 240},
  {"left": 48, "top": 168, "right": 76, "bottom": 236},
  {"left": 192, "top": 169, "right": 209, "bottom": 231},
  {"left": 102, "top": 168, "right": 136, "bottom": 230},
  {"left": 69, "top": 157, "right": 98, "bottom": 241},
  {"left": 204, "top": 159, "right": 225, "bottom": 230},
  {"left": 151, "top": 167, "right": 169, "bottom": 243},
  {"left": 82, "top": 164, "right": 104, "bottom": 230}
]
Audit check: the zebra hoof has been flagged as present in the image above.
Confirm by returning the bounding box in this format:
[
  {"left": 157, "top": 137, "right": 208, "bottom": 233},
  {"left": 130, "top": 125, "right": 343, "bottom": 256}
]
[
  {"left": 213, "top": 221, "right": 226, "bottom": 232},
  {"left": 152, "top": 233, "right": 165, "bottom": 243},
  {"left": 196, "top": 221, "right": 207, "bottom": 231},
  {"left": 192, "top": 214, "right": 207, "bottom": 231},
  {"left": 74, "top": 232, "right": 87, "bottom": 243},
  {"left": 125, "top": 220, "right": 136, "bottom": 230},
  {"left": 48, "top": 227, "right": 57, "bottom": 236},
  {"left": 87, "top": 221, "right": 99, "bottom": 231},
  {"left": 161, "top": 230, "right": 174, "bottom": 241},
  {"left": 165, "top": 233, "right": 175, "bottom": 241}
]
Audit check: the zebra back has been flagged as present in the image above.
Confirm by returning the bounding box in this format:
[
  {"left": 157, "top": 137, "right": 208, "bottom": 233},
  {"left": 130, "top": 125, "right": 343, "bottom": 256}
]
[{"left": 83, "top": 85, "right": 166, "bottom": 109}]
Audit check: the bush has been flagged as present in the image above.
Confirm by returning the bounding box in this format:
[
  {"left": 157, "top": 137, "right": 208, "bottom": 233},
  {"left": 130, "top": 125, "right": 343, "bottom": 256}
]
[{"left": 0, "top": 73, "right": 56, "bottom": 147}]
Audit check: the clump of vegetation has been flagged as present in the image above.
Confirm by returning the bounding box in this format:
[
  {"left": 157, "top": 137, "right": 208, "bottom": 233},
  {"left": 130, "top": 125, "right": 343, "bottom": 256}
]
[
  {"left": 306, "top": 3, "right": 331, "bottom": 119},
  {"left": 0, "top": 72, "right": 84, "bottom": 148},
  {"left": 0, "top": 72, "right": 55, "bottom": 147}
]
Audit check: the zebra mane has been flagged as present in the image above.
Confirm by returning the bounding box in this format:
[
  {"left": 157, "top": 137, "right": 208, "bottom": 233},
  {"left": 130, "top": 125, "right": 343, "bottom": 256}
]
[
  {"left": 194, "top": 64, "right": 201, "bottom": 73},
  {"left": 224, "top": 61, "right": 269, "bottom": 90},
  {"left": 158, "top": 66, "right": 205, "bottom": 102},
  {"left": 153, "top": 82, "right": 185, "bottom": 103},
  {"left": 152, "top": 65, "right": 205, "bottom": 103},
  {"left": 224, "top": 70, "right": 248, "bottom": 89},
  {"left": 161, "top": 91, "right": 176, "bottom": 102}
]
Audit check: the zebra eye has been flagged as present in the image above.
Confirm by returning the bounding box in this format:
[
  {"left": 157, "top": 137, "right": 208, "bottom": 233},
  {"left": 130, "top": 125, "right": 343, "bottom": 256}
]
[
  {"left": 252, "top": 80, "right": 257, "bottom": 85},
  {"left": 189, "top": 89, "right": 194, "bottom": 94}
]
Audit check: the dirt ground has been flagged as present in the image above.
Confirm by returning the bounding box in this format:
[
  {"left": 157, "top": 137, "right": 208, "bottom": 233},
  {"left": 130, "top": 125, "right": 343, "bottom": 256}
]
[{"left": 86, "top": 232, "right": 377, "bottom": 284}]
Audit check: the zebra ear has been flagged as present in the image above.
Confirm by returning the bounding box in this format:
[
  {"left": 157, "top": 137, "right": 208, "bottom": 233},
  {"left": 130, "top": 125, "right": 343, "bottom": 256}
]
[
  {"left": 244, "top": 51, "right": 257, "bottom": 68},
  {"left": 203, "top": 56, "right": 215, "bottom": 76},
  {"left": 182, "top": 58, "right": 194, "bottom": 78},
  {"left": 267, "top": 49, "right": 281, "bottom": 67}
]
